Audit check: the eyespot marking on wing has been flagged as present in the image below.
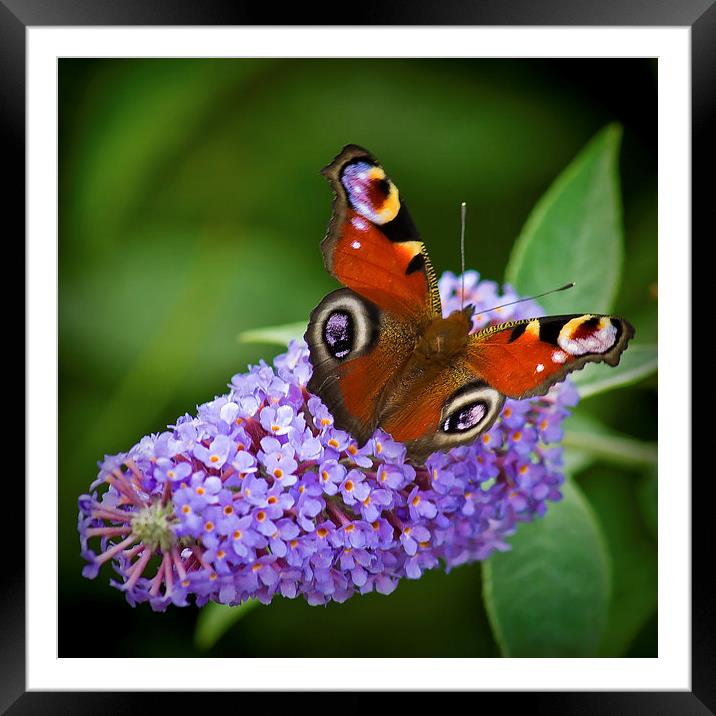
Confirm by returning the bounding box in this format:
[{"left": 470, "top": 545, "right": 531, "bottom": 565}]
[
  {"left": 324, "top": 311, "right": 353, "bottom": 359},
  {"left": 557, "top": 315, "right": 618, "bottom": 355},
  {"left": 341, "top": 161, "right": 400, "bottom": 225},
  {"left": 437, "top": 382, "right": 504, "bottom": 444},
  {"left": 442, "top": 401, "right": 487, "bottom": 433},
  {"left": 306, "top": 290, "right": 380, "bottom": 369}
]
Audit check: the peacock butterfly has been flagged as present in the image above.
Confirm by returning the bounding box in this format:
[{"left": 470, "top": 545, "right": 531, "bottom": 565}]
[{"left": 304, "top": 145, "right": 634, "bottom": 462}]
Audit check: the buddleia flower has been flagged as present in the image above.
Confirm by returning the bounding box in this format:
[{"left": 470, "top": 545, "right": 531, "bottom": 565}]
[{"left": 78, "top": 271, "right": 576, "bottom": 610}]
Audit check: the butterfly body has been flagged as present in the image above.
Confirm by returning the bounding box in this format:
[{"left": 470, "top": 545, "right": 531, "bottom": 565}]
[
  {"left": 414, "top": 307, "right": 473, "bottom": 362},
  {"left": 305, "top": 145, "right": 634, "bottom": 462}
]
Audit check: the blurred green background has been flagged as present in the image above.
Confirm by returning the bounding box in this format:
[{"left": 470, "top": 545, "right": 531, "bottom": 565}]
[{"left": 59, "top": 59, "right": 657, "bottom": 657}]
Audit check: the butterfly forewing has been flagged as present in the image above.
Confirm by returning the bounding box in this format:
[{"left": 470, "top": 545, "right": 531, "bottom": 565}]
[
  {"left": 466, "top": 314, "right": 635, "bottom": 399},
  {"left": 306, "top": 145, "right": 445, "bottom": 444},
  {"left": 320, "top": 145, "right": 441, "bottom": 319}
]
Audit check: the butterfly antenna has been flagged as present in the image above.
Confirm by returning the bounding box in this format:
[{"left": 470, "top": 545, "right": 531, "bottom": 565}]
[
  {"left": 460, "top": 202, "right": 467, "bottom": 310},
  {"left": 480, "top": 282, "right": 575, "bottom": 316}
]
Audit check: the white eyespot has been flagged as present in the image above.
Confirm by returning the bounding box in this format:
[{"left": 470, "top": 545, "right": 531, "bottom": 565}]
[
  {"left": 552, "top": 350, "right": 567, "bottom": 364},
  {"left": 536, "top": 363, "right": 545, "bottom": 373},
  {"left": 436, "top": 383, "right": 504, "bottom": 448},
  {"left": 351, "top": 239, "right": 362, "bottom": 249},
  {"left": 558, "top": 317, "right": 617, "bottom": 355},
  {"left": 442, "top": 403, "right": 486, "bottom": 433},
  {"left": 307, "top": 290, "right": 377, "bottom": 364},
  {"left": 324, "top": 312, "right": 352, "bottom": 359}
]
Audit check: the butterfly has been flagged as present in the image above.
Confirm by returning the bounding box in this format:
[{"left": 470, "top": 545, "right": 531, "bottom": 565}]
[{"left": 304, "top": 145, "right": 634, "bottom": 462}]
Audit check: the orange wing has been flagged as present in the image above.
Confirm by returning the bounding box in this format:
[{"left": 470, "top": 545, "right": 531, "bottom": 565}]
[
  {"left": 320, "top": 145, "right": 441, "bottom": 320},
  {"left": 305, "top": 288, "right": 418, "bottom": 444},
  {"left": 377, "top": 313, "right": 634, "bottom": 460},
  {"left": 467, "top": 314, "right": 635, "bottom": 399},
  {"left": 376, "top": 357, "right": 506, "bottom": 463}
]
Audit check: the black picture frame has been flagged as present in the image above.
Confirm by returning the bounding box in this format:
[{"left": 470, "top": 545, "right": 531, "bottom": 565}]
[{"left": 8, "top": 1, "right": 704, "bottom": 711}]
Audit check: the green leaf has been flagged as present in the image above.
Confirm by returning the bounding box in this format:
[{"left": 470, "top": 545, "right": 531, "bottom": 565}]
[
  {"left": 238, "top": 321, "right": 307, "bottom": 346},
  {"left": 194, "top": 600, "right": 259, "bottom": 651},
  {"left": 505, "top": 124, "right": 624, "bottom": 314},
  {"left": 638, "top": 465, "right": 658, "bottom": 540},
  {"left": 574, "top": 343, "right": 657, "bottom": 399},
  {"left": 482, "top": 481, "right": 610, "bottom": 657},
  {"left": 578, "top": 469, "right": 657, "bottom": 656},
  {"left": 562, "top": 413, "right": 657, "bottom": 468}
]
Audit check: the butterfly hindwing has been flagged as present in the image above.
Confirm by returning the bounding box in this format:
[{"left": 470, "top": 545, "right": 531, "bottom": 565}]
[
  {"left": 304, "top": 288, "right": 420, "bottom": 444},
  {"left": 466, "top": 314, "right": 635, "bottom": 399},
  {"left": 320, "top": 145, "right": 441, "bottom": 320},
  {"left": 377, "top": 362, "right": 505, "bottom": 462}
]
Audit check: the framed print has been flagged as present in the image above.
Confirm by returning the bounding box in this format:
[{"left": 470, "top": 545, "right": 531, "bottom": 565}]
[{"left": 10, "top": 0, "right": 705, "bottom": 710}]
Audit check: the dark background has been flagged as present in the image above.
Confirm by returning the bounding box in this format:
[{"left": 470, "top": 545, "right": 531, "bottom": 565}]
[{"left": 58, "top": 58, "right": 656, "bottom": 657}]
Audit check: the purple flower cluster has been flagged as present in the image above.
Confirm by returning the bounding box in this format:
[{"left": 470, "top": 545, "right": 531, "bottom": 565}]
[{"left": 78, "top": 271, "right": 578, "bottom": 610}]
